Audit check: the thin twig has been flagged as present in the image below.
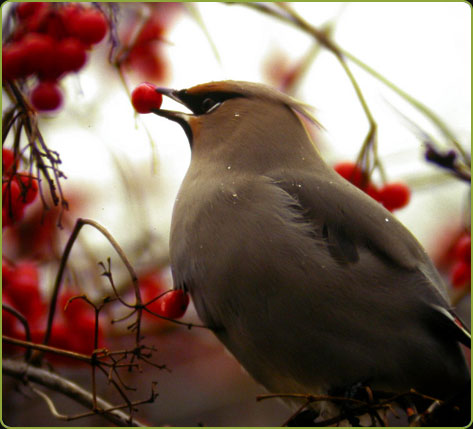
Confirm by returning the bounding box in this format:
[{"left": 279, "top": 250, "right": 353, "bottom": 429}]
[
  {"left": 37, "top": 218, "right": 142, "bottom": 363},
  {"left": 3, "top": 336, "right": 94, "bottom": 363},
  {"left": 236, "top": 2, "right": 468, "bottom": 165},
  {"left": 342, "top": 50, "right": 468, "bottom": 162}
]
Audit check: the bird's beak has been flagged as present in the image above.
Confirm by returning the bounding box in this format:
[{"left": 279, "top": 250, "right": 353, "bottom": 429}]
[
  {"left": 151, "top": 87, "right": 194, "bottom": 144},
  {"left": 154, "top": 87, "right": 184, "bottom": 104}
]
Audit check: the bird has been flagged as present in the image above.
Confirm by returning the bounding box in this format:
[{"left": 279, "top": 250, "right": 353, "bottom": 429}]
[{"left": 151, "top": 80, "right": 470, "bottom": 424}]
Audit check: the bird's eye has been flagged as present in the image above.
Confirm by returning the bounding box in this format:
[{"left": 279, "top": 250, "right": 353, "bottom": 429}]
[{"left": 202, "top": 97, "right": 221, "bottom": 113}]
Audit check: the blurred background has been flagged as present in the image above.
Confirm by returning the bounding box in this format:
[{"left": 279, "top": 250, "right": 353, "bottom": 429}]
[{"left": 2, "top": 2, "right": 471, "bottom": 426}]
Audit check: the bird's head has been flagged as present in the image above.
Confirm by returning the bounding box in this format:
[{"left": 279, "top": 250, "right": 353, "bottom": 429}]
[{"left": 152, "top": 80, "right": 322, "bottom": 170}]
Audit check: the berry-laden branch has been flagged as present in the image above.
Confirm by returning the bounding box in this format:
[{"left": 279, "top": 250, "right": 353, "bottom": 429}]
[
  {"left": 2, "top": 2, "right": 112, "bottom": 227},
  {"left": 3, "top": 80, "right": 68, "bottom": 226},
  {"left": 4, "top": 214, "right": 201, "bottom": 425}
]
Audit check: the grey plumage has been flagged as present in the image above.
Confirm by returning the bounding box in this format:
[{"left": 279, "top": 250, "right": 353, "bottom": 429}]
[{"left": 154, "top": 80, "right": 470, "bottom": 417}]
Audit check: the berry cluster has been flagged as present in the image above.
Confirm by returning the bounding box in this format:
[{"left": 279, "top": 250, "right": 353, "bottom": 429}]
[
  {"left": 2, "top": 148, "right": 39, "bottom": 227},
  {"left": 334, "top": 161, "right": 411, "bottom": 212},
  {"left": 139, "top": 271, "right": 189, "bottom": 320},
  {"left": 2, "top": 2, "right": 108, "bottom": 111},
  {"left": 121, "top": 3, "right": 181, "bottom": 82},
  {"left": 131, "top": 82, "right": 163, "bottom": 114},
  {"left": 3, "top": 258, "right": 104, "bottom": 363},
  {"left": 450, "top": 233, "right": 471, "bottom": 290}
]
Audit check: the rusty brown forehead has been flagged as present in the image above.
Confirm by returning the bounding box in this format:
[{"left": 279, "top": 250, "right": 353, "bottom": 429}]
[
  {"left": 185, "top": 81, "right": 243, "bottom": 96},
  {"left": 185, "top": 80, "right": 309, "bottom": 100}
]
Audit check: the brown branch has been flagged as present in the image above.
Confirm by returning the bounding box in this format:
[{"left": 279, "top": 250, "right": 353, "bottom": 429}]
[
  {"left": 3, "top": 358, "right": 148, "bottom": 427},
  {"left": 3, "top": 336, "right": 94, "bottom": 363},
  {"left": 257, "top": 392, "right": 367, "bottom": 406},
  {"left": 258, "top": 389, "right": 445, "bottom": 427}
]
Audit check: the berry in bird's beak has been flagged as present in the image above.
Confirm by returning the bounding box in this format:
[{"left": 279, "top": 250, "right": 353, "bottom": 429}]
[
  {"left": 131, "top": 83, "right": 193, "bottom": 139},
  {"left": 131, "top": 82, "right": 163, "bottom": 114}
]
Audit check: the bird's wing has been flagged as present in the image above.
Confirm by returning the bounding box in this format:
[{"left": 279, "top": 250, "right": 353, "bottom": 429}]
[
  {"left": 271, "top": 170, "right": 426, "bottom": 268},
  {"left": 270, "top": 169, "right": 471, "bottom": 345}
]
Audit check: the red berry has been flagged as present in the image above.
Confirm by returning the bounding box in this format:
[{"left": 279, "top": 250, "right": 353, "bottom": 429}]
[
  {"left": 16, "top": 175, "right": 39, "bottom": 204},
  {"left": 3, "top": 180, "right": 21, "bottom": 205},
  {"left": 454, "top": 234, "right": 471, "bottom": 263},
  {"left": 2, "top": 149, "right": 17, "bottom": 175},
  {"left": 56, "top": 38, "right": 87, "bottom": 73},
  {"left": 43, "top": 9, "right": 69, "bottom": 41},
  {"left": 22, "top": 33, "right": 56, "bottom": 76},
  {"left": 67, "top": 8, "right": 108, "bottom": 45},
  {"left": 30, "top": 81, "right": 63, "bottom": 111},
  {"left": 334, "top": 161, "right": 365, "bottom": 188},
  {"left": 128, "top": 43, "right": 167, "bottom": 82},
  {"left": 131, "top": 83, "right": 163, "bottom": 114},
  {"left": 378, "top": 182, "right": 411, "bottom": 211},
  {"left": 2, "top": 42, "right": 28, "bottom": 81},
  {"left": 5, "top": 261, "right": 45, "bottom": 323},
  {"left": 59, "top": 4, "right": 81, "bottom": 31},
  {"left": 135, "top": 15, "right": 165, "bottom": 46},
  {"left": 450, "top": 260, "right": 471, "bottom": 289},
  {"left": 2, "top": 180, "right": 25, "bottom": 226},
  {"left": 24, "top": 4, "right": 67, "bottom": 38},
  {"left": 16, "top": 2, "right": 48, "bottom": 22},
  {"left": 158, "top": 290, "right": 189, "bottom": 319}
]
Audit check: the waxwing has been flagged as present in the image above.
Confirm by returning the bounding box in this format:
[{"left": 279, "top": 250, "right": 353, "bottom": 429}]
[{"left": 152, "top": 80, "right": 470, "bottom": 424}]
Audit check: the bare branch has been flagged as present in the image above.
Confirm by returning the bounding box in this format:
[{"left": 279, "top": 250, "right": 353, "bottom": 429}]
[{"left": 3, "top": 358, "right": 148, "bottom": 427}]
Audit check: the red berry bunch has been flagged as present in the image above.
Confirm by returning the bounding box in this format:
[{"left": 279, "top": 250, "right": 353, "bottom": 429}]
[
  {"left": 121, "top": 3, "right": 181, "bottom": 82},
  {"left": 450, "top": 233, "right": 471, "bottom": 289},
  {"left": 131, "top": 82, "right": 163, "bottom": 113},
  {"left": 334, "top": 161, "right": 411, "bottom": 212},
  {"left": 2, "top": 148, "right": 39, "bottom": 228},
  {"left": 2, "top": 258, "right": 105, "bottom": 363},
  {"left": 2, "top": 2, "right": 108, "bottom": 111}
]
